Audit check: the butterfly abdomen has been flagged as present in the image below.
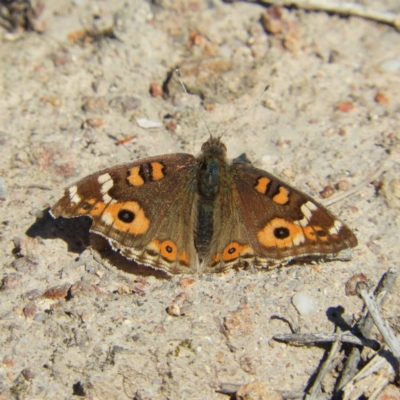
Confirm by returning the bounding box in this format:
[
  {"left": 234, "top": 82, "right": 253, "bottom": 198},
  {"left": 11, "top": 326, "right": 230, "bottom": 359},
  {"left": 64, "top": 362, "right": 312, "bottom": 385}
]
[{"left": 195, "top": 154, "right": 226, "bottom": 260}]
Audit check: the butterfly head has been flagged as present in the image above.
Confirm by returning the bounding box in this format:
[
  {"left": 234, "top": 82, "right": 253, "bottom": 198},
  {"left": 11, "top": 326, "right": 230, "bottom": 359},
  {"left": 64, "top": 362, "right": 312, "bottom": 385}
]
[{"left": 200, "top": 136, "right": 227, "bottom": 159}]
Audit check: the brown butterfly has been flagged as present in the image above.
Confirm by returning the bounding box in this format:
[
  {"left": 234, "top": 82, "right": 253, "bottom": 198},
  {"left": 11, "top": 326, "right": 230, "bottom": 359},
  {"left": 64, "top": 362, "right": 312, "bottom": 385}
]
[{"left": 50, "top": 136, "right": 357, "bottom": 275}]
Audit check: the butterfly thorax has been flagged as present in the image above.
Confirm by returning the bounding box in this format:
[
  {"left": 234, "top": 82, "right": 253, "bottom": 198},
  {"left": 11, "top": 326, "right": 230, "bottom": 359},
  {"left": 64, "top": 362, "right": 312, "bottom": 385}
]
[{"left": 195, "top": 137, "right": 229, "bottom": 261}]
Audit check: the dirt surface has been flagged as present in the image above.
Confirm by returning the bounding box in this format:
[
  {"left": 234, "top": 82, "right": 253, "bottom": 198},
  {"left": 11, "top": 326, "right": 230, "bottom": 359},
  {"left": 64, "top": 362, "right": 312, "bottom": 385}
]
[{"left": 1, "top": 0, "right": 400, "bottom": 399}]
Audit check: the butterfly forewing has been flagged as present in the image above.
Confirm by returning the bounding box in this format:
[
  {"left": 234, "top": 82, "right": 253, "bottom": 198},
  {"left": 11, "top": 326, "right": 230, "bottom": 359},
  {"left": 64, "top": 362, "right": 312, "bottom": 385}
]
[
  {"left": 51, "top": 153, "right": 200, "bottom": 274},
  {"left": 225, "top": 161, "right": 357, "bottom": 266}
]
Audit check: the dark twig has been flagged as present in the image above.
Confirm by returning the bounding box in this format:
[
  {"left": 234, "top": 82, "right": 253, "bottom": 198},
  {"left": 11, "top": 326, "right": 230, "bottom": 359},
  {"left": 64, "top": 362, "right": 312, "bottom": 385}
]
[
  {"left": 217, "top": 383, "right": 304, "bottom": 399},
  {"left": 335, "top": 267, "right": 398, "bottom": 391},
  {"left": 248, "top": 0, "right": 400, "bottom": 31},
  {"left": 305, "top": 327, "right": 342, "bottom": 400},
  {"left": 322, "top": 158, "right": 391, "bottom": 207},
  {"left": 270, "top": 314, "right": 300, "bottom": 333},
  {"left": 341, "top": 348, "right": 397, "bottom": 400},
  {"left": 273, "top": 331, "right": 380, "bottom": 350},
  {"left": 11, "top": 184, "right": 52, "bottom": 190},
  {"left": 356, "top": 282, "right": 400, "bottom": 358}
]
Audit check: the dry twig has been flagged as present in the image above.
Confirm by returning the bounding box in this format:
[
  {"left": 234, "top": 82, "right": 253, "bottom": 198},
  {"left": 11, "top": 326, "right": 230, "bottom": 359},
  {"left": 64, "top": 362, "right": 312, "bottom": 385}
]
[
  {"left": 356, "top": 281, "right": 400, "bottom": 359},
  {"left": 336, "top": 267, "right": 398, "bottom": 391},
  {"left": 217, "top": 383, "right": 304, "bottom": 399},
  {"left": 305, "top": 327, "right": 342, "bottom": 399},
  {"left": 249, "top": 0, "right": 400, "bottom": 31},
  {"left": 273, "top": 331, "right": 380, "bottom": 350},
  {"left": 341, "top": 349, "right": 398, "bottom": 400},
  {"left": 323, "top": 155, "right": 397, "bottom": 207}
]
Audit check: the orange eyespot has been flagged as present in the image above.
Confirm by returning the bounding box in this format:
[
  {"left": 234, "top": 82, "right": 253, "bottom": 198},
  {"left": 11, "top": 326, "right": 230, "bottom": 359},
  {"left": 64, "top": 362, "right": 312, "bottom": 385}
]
[
  {"left": 222, "top": 242, "right": 252, "bottom": 261},
  {"left": 153, "top": 239, "right": 178, "bottom": 261},
  {"left": 101, "top": 201, "right": 150, "bottom": 235},
  {"left": 258, "top": 218, "right": 305, "bottom": 248}
]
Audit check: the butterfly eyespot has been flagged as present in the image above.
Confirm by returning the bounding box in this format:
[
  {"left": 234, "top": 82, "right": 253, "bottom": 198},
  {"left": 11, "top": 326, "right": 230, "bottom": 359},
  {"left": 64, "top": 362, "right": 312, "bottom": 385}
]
[
  {"left": 274, "top": 227, "right": 290, "bottom": 239},
  {"left": 81, "top": 202, "right": 91, "bottom": 211},
  {"left": 316, "top": 230, "right": 327, "bottom": 237},
  {"left": 157, "top": 240, "right": 178, "bottom": 261},
  {"left": 221, "top": 242, "right": 253, "bottom": 262},
  {"left": 118, "top": 210, "right": 135, "bottom": 223}
]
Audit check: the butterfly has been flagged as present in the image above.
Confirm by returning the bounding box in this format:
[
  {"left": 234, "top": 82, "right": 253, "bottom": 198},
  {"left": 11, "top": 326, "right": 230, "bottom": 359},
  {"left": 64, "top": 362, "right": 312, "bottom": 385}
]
[{"left": 50, "top": 136, "right": 357, "bottom": 275}]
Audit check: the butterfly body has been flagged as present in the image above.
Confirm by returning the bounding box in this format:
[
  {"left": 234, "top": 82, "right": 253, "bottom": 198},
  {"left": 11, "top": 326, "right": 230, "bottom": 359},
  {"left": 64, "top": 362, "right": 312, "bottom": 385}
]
[{"left": 50, "top": 137, "right": 357, "bottom": 275}]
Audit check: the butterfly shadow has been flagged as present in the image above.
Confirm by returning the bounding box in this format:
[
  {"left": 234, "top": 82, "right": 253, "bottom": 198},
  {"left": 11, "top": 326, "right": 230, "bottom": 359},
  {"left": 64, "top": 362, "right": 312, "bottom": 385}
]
[
  {"left": 26, "top": 209, "right": 91, "bottom": 254},
  {"left": 26, "top": 209, "right": 171, "bottom": 280}
]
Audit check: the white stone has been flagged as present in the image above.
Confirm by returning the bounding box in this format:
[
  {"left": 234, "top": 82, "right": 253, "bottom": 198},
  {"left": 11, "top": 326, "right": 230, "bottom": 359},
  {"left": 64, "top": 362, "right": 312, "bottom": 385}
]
[
  {"left": 380, "top": 57, "right": 400, "bottom": 72},
  {"left": 292, "top": 293, "right": 317, "bottom": 316},
  {"left": 136, "top": 118, "right": 163, "bottom": 129}
]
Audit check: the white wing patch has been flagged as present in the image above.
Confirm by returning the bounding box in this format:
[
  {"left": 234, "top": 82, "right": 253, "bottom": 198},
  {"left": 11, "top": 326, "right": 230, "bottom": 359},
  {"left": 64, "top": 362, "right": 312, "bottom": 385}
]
[
  {"left": 68, "top": 185, "right": 81, "bottom": 204},
  {"left": 329, "top": 220, "right": 343, "bottom": 235},
  {"left": 98, "top": 173, "right": 117, "bottom": 204}
]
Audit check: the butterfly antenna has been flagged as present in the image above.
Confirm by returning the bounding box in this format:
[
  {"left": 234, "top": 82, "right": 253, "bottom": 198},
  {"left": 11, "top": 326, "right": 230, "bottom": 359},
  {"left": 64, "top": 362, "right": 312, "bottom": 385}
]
[
  {"left": 220, "top": 85, "right": 270, "bottom": 139},
  {"left": 175, "top": 69, "right": 213, "bottom": 139}
]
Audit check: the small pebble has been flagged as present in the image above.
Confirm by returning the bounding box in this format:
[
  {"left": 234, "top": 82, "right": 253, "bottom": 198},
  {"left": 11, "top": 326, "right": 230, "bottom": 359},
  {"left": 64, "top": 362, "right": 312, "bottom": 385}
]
[
  {"left": 236, "top": 381, "right": 283, "bottom": 400},
  {"left": 13, "top": 237, "right": 23, "bottom": 249},
  {"left": 82, "top": 96, "right": 108, "bottom": 112},
  {"left": 81, "top": 311, "right": 89, "bottom": 323},
  {"left": 12, "top": 257, "right": 38, "bottom": 273},
  {"left": 33, "top": 313, "right": 48, "bottom": 322},
  {"left": 43, "top": 283, "right": 71, "bottom": 299},
  {"left": 167, "top": 292, "right": 188, "bottom": 317},
  {"left": 320, "top": 185, "right": 335, "bottom": 198},
  {"left": 374, "top": 91, "right": 389, "bottom": 105},
  {"left": 109, "top": 96, "right": 141, "bottom": 112},
  {"left": 136, "top": 117, "right": 163, "bottom": 129},
  {"left": 21, "top": 368, "right": 34, "bottom": 381},
  {"left": 337, "top": 102, "right": 356, "bottom": 113},
  {"left": 337, "top": 179, "right": 350, "bottom": 191},
  {"left": 132, "top": 286, "right": 146, "bottom": 296},
  {"left": 345, "top": 273, "right": 368, "bottom": 296},
  {"left": 381, "top": 177, "right": 400, "bottom": 210},
  {"left": 23, "top": 301, "right": 37, "bottom": 318},
  {"left": 380, "top": 57, "right": 400, "bottom": 72},
  {"left": 149, "top": 82, "right": 163, "bottom": 97},
  {"left": 84, "top": 117, "right": 104, "bottom": 128},
  {"left": 0, "top": 178, "right": 6, "bottom": 200},
  {"left": 1, "top": 273, "right": 22, "bottom": 290},
  {"left": 3, "top": 356, "right": 14, "bottom": 367},
  {"left": 118, "top": 284, "right": 131, "bottom": 294},
  {"left": 167, "top": 303, "right": 181, "bottom": 317},
  {"left": 179, "top": 278, "right": 195, "bottom": 288},
  {"left": 292, "top": 293, "right": 317, "bottom": 316}
]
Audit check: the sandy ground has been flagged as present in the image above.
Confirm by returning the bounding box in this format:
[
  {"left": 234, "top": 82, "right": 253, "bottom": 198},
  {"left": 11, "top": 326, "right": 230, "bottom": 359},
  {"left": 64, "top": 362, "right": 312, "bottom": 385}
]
[{"left": 1, "top": 0, "right": 400, "bottom": 398}]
